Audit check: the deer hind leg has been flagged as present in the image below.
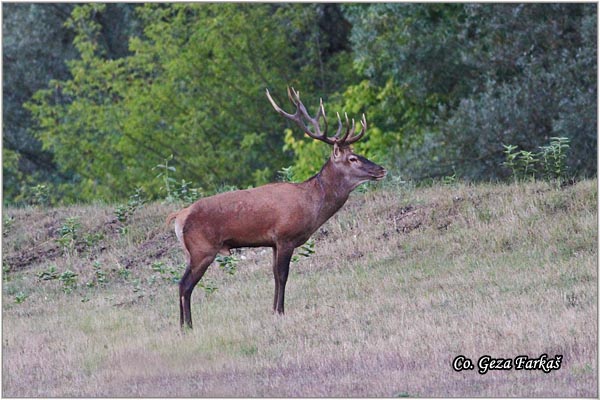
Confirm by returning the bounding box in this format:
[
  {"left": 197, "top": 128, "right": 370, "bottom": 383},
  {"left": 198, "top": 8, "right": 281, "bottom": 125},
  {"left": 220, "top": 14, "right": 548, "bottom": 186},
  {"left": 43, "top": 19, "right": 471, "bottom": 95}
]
[
  {"left": 179, "top": 250, "right": 216, "bottom": 330},
  {"left": 272, "top": 247, "right": 279, "bottom": 312},
  {"left": 273, "top": 245, "right": 294, "bottom": 315}
]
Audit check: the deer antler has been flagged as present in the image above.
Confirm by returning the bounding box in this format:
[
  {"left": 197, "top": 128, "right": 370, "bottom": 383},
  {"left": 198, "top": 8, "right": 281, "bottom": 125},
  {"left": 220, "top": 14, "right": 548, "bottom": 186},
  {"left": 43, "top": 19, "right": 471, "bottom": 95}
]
[
  {"left": 334, "top": 112, "right": 366, "bottom": 145},
  {"left": 266, "top": 87, "right": 366, "bottom": 146}
]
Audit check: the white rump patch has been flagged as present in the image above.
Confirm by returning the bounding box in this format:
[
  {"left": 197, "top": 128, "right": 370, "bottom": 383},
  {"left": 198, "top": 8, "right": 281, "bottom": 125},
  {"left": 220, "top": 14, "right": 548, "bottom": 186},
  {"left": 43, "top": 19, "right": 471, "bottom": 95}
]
[{"left": 174, "top": 219, "right": 185, "bottom": 246}]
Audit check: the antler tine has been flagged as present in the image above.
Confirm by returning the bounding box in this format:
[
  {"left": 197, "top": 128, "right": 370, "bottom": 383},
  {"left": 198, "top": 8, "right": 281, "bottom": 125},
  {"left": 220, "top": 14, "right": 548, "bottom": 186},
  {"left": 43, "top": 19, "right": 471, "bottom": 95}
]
[
  {"left": 340, "top": 112, "right": 354, "bottom": 144},
  {"left": 266, "top": 87, "right": 336, "bottom": 145},
  {"left": 317, "top": 98, "right": 328, "bottom": 136},
  {"left": 334, "top": 112, "right": 343, "bottom": 139},
  {"left": 267, "top": 88, "right": 309, "bottom": 132},
  {"left": 287, "top": 87, "right": 299, "bottom": 107},
  {"left": 294, "top": 93, "right": 311, "bottom": 121},
  {"left": 266, "top": 88, "right": 294, "bottom": 119},
  {"left": 288, "top": 87, "right": 313, "bottom": 126},
  {"left": 292, "top": 88, "right": 324, "bottom": 139},
  {"left": 344, "top": 113, "right": 367, "bottom": 145}
]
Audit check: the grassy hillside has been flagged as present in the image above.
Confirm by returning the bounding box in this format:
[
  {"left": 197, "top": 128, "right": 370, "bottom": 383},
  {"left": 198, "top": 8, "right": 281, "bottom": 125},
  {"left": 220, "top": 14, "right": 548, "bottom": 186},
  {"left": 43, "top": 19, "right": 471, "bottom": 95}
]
[{"left": 2, "top": 179, "right": 597, "bottom": 397}]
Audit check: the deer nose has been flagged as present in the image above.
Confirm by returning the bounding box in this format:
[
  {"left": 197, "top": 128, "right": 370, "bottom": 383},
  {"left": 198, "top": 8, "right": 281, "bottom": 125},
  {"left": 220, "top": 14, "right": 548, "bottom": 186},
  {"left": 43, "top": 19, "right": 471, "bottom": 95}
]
[{"left": 375, "top": 168, "right": 387, "bottom": 180}]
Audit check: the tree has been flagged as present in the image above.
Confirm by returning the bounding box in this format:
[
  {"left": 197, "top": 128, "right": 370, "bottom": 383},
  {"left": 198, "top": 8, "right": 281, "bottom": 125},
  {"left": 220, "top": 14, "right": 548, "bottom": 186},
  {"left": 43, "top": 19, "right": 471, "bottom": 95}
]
[
  {"left": 341, "top": 3, "right": 596, "bottom": 181},
  {"left": 3, "top": 3, "right": 142, "bottom": 204},
  {"left": 3, "top": 3, "right": 76, "bottom": 202},
  {"left": 25, "top": 4, "right": 355, "bottom": 203},
  {"left": 437, "top": 4, "right": 597, "bottom": 180}
]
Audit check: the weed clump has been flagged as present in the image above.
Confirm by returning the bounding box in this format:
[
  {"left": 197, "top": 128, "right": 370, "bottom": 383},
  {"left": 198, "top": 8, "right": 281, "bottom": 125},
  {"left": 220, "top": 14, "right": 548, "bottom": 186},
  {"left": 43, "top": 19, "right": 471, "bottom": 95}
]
[{"left": 503, "top": 136, "right": 571, "bottom": 183}]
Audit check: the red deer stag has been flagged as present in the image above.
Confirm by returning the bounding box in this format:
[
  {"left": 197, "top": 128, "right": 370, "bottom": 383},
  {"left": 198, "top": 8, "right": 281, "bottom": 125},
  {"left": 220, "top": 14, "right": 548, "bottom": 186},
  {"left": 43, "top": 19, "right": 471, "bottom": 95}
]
[{"left": 168, "top": 88, "right": 386, "bottom": 329}]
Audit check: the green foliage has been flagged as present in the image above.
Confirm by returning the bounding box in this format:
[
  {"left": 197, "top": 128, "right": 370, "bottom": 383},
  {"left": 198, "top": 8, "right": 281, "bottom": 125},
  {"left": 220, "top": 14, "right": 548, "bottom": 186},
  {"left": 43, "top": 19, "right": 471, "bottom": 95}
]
[
  {"left": 198, "top": 279, "right": 219, "bottom": 297},
  {"left": 282, "top": 79, "right": 436, "bottom": 181},
  {"left": 151, "top": 261, "right": 184, "bottom": 284},
  {"left": 174, "top": 179, "right": 202, "bottom": 205},
  {"left": 153, "top": 155, "right": 202, "bottom": 204},
  {"left": 2, "top": 148, "right": 24, "bottom": 205},
  {"left": 292, "top": 239, "right": 316, "bottom": 263},
  {"left": 539, "top": 137, "right": 571, "bottom": 181},
  {"left": 215, "top": 184, "right": 240, "bottom": 194},
  {"left": 115, "top": 187, "right": 146, "bottom": 235},
  {"left": 2, "top": 264, "right": 11, "bottom": 282},
  {"left": 283, "top": 128, "right": 329, "bottom": 182},
  {"left": 29, "top": 185, "right": 51, "bottom": 207},
  {"left": 6, "top": 3, "right": 596, "bottom": 205},
  {"left": 2, "top": 3, "right": 81, "bottom": 204},
  {"left": 37, "top": 265, "right": 59, "bottom": 281},
  {"left": 91, "top": 261, "right": 108, "bottom": 287},
  {"left": 117, "top": 267, "right": 132, "bottom": 281},
  {"left": 59, "top": 270, "right": 78, "bottom": 293},
  {"left": 516, "top": 151, "right": 538, "bottom": 181},
  {"left": 430, "top": 5, "right": 596, "bottom": 180},
  {"left": 14, "top": 292, "right": 28, "bottom": 304},
  {"left": 3, "top": 215, "right": 15, "bottom": 237},
  {"left": 216, "top": 255, "right": 239, "bottom": 275},
  {"left": 277, "top": 166, "right": 296, "bottom": 183},
  {"left": 153, "top": 155, "right": 178, "bottom": 203},
  {"left": 503, "top": 137, "right": 572, "bottom": 182},
  {"left": 345, "top": 4, "right": 471, "bottom": 103},
  {"left": 115, "top": 188, "right": 146, "bottom": 223},
  {"left": 55, "top": 217, "right": 81, "bottom": 254},
  {"left": 502, "top": 144, "right": 520, "bottom": 178},
  {"left": 344, "top": 3, "right": 596, "bottom": 182},
  {"left": 441, "top": 172, "right": 457, "bottom": 186},
  {"left": 37, "top": 265, "right": 78, "bottom": 293},
  {"left": 14, "top": 182, "right": 52, "bottom": 207},
  {"left": 83, "top": 232, "right": 104, "bottom": 249},
  {"left": 24, "top": 3, "right": 353, "bottom": 204}
]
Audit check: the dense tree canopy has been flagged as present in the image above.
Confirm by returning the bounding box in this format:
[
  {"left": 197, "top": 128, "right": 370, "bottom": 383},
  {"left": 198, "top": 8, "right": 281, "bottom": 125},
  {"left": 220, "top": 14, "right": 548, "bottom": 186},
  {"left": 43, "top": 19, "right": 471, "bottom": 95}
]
[
  {"left": 3, "top": 3, "right": 597, "bottom": 205},
  {"left": 341, "top": 3, "right": 597, "bottom": 180}
]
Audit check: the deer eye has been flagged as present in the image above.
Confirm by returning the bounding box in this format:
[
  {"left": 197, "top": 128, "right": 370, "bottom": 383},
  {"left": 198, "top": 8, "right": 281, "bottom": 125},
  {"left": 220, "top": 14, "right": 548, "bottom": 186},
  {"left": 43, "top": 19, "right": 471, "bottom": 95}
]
[{"left": 348, "top": 155, "right": 359, "bottom": 163}]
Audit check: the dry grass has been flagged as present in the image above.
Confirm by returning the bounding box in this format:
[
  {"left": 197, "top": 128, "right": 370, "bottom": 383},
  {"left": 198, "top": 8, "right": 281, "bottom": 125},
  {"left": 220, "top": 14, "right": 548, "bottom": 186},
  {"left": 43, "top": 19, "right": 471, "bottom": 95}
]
[{"left": 2, "top": 179, "right": 597, "bottom": 397}]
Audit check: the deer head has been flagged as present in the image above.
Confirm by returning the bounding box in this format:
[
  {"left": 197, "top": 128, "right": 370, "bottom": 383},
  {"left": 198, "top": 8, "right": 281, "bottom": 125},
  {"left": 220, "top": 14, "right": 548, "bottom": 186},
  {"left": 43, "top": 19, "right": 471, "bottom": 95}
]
[{"left": 266, "top": 87, "right": 386, "bottom": 189}]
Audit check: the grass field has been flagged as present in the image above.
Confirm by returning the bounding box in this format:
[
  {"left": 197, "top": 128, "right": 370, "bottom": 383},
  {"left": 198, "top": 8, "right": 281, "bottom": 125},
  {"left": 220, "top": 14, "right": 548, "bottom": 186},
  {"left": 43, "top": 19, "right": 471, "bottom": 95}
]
[{"left": 2, "top": 179, "right": 597, "bottom": 397}]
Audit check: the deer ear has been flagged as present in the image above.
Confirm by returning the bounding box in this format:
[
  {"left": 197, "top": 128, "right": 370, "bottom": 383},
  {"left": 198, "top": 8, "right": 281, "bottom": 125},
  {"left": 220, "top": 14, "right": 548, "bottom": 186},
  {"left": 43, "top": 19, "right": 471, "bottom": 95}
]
[{"left": 332, "top": 143, "right": 342, "bottom": 161}]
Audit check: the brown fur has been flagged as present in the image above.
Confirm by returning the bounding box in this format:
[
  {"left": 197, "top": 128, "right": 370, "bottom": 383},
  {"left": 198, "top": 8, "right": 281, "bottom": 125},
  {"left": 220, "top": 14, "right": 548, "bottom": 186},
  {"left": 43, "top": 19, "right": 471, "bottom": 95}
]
[{"left": 170, "top": 147, "right": 385, "bottom": 329}]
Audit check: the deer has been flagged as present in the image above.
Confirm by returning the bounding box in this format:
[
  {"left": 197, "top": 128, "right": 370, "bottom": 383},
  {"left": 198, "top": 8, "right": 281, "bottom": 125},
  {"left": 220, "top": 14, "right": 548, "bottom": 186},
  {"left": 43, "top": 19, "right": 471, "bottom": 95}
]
[{"left": 168, "top": 87, "right": 386, "bottom": 330}]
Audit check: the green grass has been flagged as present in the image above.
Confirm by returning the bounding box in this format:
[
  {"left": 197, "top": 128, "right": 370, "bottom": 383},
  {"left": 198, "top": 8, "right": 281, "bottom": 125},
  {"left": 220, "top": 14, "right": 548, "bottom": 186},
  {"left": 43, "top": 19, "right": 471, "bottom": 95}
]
[{"left": 2, "top": 179, "right": 597, "bottom": 397}]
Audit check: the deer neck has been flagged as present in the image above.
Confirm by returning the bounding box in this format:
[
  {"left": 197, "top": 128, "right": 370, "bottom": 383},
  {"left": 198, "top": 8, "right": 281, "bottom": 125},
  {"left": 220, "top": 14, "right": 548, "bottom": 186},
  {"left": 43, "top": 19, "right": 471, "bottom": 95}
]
[{"left": 309, "top": 159, "right": 353, "bottom": 223}]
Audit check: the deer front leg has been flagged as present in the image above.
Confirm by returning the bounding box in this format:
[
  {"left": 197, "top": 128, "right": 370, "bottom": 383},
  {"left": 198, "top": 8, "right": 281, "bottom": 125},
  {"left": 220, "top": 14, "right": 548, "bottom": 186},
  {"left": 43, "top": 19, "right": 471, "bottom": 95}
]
[{"left": 273, "top": 245, "right": 294, "bottom": 315}]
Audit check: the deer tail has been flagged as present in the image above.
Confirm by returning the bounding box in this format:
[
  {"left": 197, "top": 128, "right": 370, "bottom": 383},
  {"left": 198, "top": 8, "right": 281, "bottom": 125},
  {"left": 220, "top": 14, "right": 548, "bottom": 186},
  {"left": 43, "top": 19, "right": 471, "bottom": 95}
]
[{"left": 166, "top": 211, "right": 179, "bottom": 228}]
